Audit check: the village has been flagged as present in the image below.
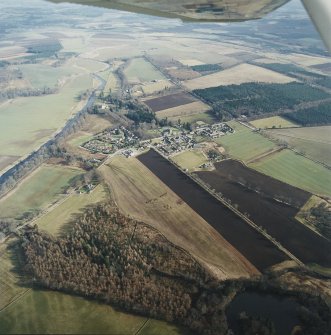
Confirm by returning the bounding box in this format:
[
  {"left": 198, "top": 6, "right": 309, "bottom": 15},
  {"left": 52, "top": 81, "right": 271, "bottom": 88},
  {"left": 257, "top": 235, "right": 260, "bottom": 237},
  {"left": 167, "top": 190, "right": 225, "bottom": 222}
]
[
  {"left": 81, "top": 122, "right": 234, "bottom": 158},
  {"left": 155, "top": 122, "right": 234, "bottom": 156},
  {"left": 81, "top": 126, "right": 139, "bottom": 155}
]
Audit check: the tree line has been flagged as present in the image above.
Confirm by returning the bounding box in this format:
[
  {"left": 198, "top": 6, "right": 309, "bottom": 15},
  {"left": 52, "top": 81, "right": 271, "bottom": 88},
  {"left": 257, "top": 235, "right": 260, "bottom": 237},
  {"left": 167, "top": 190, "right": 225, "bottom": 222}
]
[{"left": 0, "top": 87, "right": 57, "bottom": 100}]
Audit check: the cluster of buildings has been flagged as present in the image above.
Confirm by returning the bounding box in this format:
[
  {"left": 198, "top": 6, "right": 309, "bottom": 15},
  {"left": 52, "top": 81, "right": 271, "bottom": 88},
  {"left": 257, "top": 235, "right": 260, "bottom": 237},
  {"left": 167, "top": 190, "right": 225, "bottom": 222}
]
[
  {"left": 194, "top": 122, "right": 234, "bottom": 138},
  {"left": 82, "top": 126, "right": 139, "bottom": 154},
  {"left": 154, "top": 123, "right": 234, "bottom": 156},
  {"left": 155, "top": 131, "right": 196, "bottom": 155}
]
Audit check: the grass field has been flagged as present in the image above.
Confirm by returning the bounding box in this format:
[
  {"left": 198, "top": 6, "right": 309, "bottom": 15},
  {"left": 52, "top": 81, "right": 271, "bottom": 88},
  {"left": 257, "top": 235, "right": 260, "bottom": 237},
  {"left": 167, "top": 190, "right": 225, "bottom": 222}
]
[
  {"left": 140, "top": 80, "right": 173, "bottom": 96},
  {"left": 34, "top": 185, "right": 106, "bottom": 236},
  {"left": 295, "top": 195, "right": 327, "bottom": 235},
  {"left": 0, "top": 240, "right": 28, "bottom": 311},
  {"left": 178, "top": 59, "right": 205, "bottom": 66},
  {"left": 67, "top": 132, "right": 94, "bottom": 147},
  {"left": 171, "top": 150, "right": 208, "bottom": 172},
  {"left": 100, "top": 156, "right": 256, "bottom": 280},
  {"left": 215, "top": 121, "right": 277, "bottom": 162},
  {"left": 249, "top": 149, "right": 331, "bottom": 197},
  {"left": 0, "top": 74, "right": 92, "bottom": 158},
  {"left": 170, "top": 111, "right": 216, "bottom": 124},
  {"left": 184, "top": 63, "right": 296, "bottom": 90},
  {"left": 124, "top": 57, "right": 165, "bottom": 83},
  {"left": 0, "top": 165, "right": 82, "bottom": 219},
  {"left": 267, "top": 126, "right": 331, "bottom": 167},
  {"left": 251, "top": 116, "right": 299, "bottom": 129},
  {"left": 104, "top": 71, "right": 119, "bottom": 93},
  {"left": 157, "top": 101, "right": 210, "bottom": 119},
  {"left": 18, "top": 63, "right": 77, "bottom": 89},
  {"left": 140, "top": 319, "right": 190, "bottom": 335},
  {"left": 74, "top": 57, "right": 108, "bottom": 73},
  {"left": 0, "top": 288, "right": 186, "bottom": 335}
]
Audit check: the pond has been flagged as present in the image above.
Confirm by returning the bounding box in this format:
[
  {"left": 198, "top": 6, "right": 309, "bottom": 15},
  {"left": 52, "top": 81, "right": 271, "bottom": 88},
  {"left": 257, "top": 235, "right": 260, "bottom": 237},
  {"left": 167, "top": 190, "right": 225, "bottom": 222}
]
[{"left": 226, "top": 291, "right": 302, "bottom": 335}]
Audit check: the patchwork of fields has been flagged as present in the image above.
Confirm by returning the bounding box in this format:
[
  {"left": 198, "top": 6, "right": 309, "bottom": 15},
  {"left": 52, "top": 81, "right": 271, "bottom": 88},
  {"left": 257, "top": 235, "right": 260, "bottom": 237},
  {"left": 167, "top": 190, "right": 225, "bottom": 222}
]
[
  {"left": 249, "top": 149, "right": 331, "bottom": 197},
  {"left": 101, "top": 155, "right": 256, "bottom": 279},
  {"left": 196, "top": 160, "right": 331, "bottom": 267},
  {"left": 1, "top": 8, "right": 330, "bottom": 333},
  {"left": 138, "top": 150, "right": 289, "bottom": 271},
  {"left": 267, "top": 126, "right": 331, "bottom": 167}
]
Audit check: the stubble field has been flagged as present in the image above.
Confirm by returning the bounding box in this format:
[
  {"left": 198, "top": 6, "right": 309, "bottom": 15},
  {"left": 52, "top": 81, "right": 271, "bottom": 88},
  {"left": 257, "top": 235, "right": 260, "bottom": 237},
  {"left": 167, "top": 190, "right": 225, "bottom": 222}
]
[
  {"left": 183, "top": 63, "right": 296, "bottom": 90},
  {"left": 100, "top": 155, "right": 256, "bottom": 279}
]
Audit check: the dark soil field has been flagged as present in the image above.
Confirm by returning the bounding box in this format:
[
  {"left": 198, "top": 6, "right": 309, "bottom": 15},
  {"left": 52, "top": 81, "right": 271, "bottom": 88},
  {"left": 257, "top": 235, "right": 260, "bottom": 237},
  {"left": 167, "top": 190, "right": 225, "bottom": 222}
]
[
  {"left": 138, "top": 150, "right": 288, "bottom": 272},
  {"left": 144, "top": 92, "right": 196, "bottom": 112},
  {"left": 196, "top": 160, "right": 331, "bottom": 267}
]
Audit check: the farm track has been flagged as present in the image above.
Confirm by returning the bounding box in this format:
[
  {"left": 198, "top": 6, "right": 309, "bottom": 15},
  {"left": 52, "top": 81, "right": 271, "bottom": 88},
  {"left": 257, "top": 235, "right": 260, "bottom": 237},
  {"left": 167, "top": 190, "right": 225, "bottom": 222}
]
[{"left": 246, "top": 147, "right": 284, "bottom": 164}]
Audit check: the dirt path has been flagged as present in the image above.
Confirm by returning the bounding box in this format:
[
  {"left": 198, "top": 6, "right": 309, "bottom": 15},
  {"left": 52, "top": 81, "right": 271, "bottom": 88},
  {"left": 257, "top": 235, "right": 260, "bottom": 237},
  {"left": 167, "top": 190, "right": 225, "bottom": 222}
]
[{"left": 246, "top": 147, "right": 284, "bottom": 164}]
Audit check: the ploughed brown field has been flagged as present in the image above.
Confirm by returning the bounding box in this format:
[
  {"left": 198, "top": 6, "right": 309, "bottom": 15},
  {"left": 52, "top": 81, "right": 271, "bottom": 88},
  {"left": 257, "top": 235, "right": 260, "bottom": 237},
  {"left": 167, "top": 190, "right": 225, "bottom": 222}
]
[
  {"left": 138, "top": 150, "right": 289, "bottom": 271},
  {"left": 143, "top": 92, "right": 196, "bottom": 112},
  {"left": 196, "top": 160, "right": 331, "bottom": 267}
]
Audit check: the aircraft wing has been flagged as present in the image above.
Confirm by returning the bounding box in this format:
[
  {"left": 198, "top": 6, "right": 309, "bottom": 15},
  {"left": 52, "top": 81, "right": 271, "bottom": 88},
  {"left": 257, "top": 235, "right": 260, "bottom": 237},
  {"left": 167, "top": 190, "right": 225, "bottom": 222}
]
[
  {"left": 302, "top": 0, "right": 331, "bottom": 53},
  {"left": 48, "top": 0, "right": 331, "bottom": 53}
]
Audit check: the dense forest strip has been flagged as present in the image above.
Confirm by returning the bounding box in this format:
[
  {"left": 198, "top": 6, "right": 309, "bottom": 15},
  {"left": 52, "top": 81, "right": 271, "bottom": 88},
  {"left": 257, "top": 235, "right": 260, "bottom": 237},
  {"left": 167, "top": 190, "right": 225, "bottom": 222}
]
[
  {"left": 193, "top": 82, "right": 330, "bottom": 120},
  {"left": 283, "top": 102, "right": 331, "bottom": 126},
  {"left": 138, "top": 149, "right": 289, "bottom": 271}
]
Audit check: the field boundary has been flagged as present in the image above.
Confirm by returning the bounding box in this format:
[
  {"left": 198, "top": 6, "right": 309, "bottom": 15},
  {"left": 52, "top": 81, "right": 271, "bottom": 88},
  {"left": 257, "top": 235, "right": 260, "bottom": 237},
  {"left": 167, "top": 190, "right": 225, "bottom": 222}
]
[{"left": 150, "top": 147, "right": 304, "bottom": 267}]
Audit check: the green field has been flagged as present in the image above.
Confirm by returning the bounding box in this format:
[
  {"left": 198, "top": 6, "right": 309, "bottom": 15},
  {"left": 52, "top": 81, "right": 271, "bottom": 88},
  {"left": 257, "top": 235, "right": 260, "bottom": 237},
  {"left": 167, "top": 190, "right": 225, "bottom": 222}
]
[
  {"left": 75, "top": 57, "right": 108, "bottom": 73},
  {"left": 0, "top": 74, "right": 92, "bottom": 158},
  {"left": 169, "top": 111, "right": 215, "bottom": 125},
  {"left": 0, "top": 288, "right": 186, "bottom": 335},
  {"left": 141, "top": 319, "right": 190, "bottom": 335},
  {"left": 0, "top": 165, "right": 82, "bottom": 219},
  {"left": 267, "top": 126, "right": 331, "bottom": 167},
  {"left": 124, "top": 57, "right": 165, "bottom": 83},
  {"left": 249, "top": 149, "right": 331, "bottom": 197},
  {"left": 171, "top": 150, "right": 208, "bottom": 172},
  {"left": 67, "top": 132, "right": 94, "bottom": 147},
  {"left": 104, "top": 71, "right": 119, "bottom": 93},
  {"left": 34, "top": 185, "right": 106, "bottom": 236},
  {"left": 251, "top": 116, "right": 298, "bottom": 129},
  {"left": 215, "top": 121, "right": 277, "bottom": 162},
  {"left": 18, "top": 63, "right": 77, "bottom": 89},
  {"left": 97, "top": 69, "right": 111, "bottom": 81},
  {"left": 0, "top": 240, "right": 28, "bottom": 311}
]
